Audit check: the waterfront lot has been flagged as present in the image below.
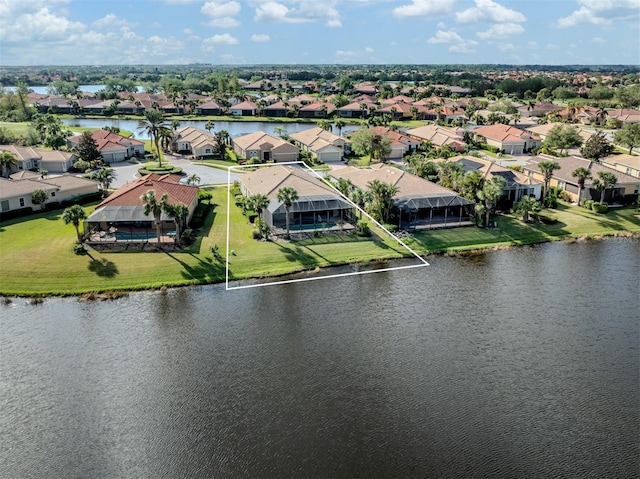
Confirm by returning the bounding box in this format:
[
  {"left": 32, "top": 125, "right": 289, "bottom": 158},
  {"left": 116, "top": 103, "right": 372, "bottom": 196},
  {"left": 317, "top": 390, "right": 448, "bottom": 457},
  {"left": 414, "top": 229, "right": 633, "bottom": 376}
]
[{"left": 1, "top": 189, "right": 638, "bottom": 296}]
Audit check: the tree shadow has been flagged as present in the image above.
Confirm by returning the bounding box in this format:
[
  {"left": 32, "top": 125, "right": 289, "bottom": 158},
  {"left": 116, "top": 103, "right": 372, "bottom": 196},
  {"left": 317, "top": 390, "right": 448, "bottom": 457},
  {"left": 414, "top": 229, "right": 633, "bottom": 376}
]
[
  {"left": 189, "top": 205, "right": 217, "bottom": 252},
  {"left": 274, "top": 242, "right": 319, "bottom": 269},
  {"left": 165, "top": 252, "right": 226, "bottom": 283},
  {"left": 88, "top": 258, "right": 119, "bottom": 278}
]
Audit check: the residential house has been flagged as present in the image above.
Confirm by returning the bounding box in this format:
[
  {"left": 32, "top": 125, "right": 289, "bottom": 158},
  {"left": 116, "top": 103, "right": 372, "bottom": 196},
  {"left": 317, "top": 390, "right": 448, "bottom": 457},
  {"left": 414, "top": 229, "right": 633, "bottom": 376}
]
[
  {"left": 85, "top": 173, "right": 199, "bottom": 242},
  {"left": 229, "top": 100, "right": 258, "bottom": 116},
  {"left": 67, "top": 129, "right": 145, "bottom": 163},
  {"left": 525, "top": 122, "right": 593, "bottom": 144},
  {"left": 239, "top": 164, "right": 354, "bottom": 231},
  {"left": 263, "top": 101, "right": 290, "bottom": 118},
  {"left": 517, "top": 102, "right": 563, "bottom": 118},
  {"left": 289, "top": 127, "right": 348, "bottom": 163},
  {"left": 0, "top": 174, "right": 99, "bottom": 214},
  {"left": 405, "top": 125, "right": 467, "bottom": 152},
  {"left": 196, "top": 100, "right": 223, "bottom": 116},
  {"left": 174, "top": 127, "right": 218, "bottom": 158},
  {"left": 232, "top": 131, "right": 300, "bottom": 163},
  {"left": 299, "top": 101, "right": 336, "bottom": 119},
  {"left": 353, "top": 83, "right": 378, "bottom": 95},
  {"left": 451, "top": 155, "right": 541, "bottom": 207},
  {"left": 337, "top": 101, "right": 375, "bottom": 118},
  {"left": 601, "top": 154, "right": 640, "bottom": 179},
  {"left": 522, "top": 154, "right": 640, "bottom": 203},
  {"left": 606, "top": 108, "right": 640, "bottom": 125},
  {"left": 368, "top": 126, "right": 422, "bottom": 160},
  {"left": 331, "top": 163, "right": 475, "bottom": 230},
  {"left": 472, "top": 124, "right": 541, "bottom": 154}
]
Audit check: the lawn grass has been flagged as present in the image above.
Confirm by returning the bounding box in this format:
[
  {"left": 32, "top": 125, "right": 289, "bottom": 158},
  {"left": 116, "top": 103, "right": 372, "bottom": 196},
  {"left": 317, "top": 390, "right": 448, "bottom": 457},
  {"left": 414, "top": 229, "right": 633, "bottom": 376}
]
[{"left": 1, "top": 195, "right": 638, "bottom": 297}]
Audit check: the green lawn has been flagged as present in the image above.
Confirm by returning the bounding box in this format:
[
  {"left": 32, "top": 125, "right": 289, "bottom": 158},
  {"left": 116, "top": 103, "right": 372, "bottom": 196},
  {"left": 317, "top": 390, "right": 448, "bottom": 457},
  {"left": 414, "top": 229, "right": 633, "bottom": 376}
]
[{"left": 1, "top": 194, "right": 638, "bottom": 297}]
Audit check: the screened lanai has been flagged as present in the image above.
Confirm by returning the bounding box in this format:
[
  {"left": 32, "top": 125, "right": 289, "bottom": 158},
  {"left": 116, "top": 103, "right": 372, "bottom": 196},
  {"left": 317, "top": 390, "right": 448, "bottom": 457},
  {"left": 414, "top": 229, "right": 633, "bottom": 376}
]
[
  {"left": 267, "top": 193, "right": 354, "bottom": 230},
  {"left": 395, "top": 194, "right": 475, "bottom": 230}
]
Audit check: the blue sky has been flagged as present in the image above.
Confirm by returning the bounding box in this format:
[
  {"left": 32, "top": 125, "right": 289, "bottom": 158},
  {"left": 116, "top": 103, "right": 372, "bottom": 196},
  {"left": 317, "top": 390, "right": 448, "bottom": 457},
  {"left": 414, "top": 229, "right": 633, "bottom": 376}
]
[{"left": 1, "top": 0, "right": 639, "bottom": 66}]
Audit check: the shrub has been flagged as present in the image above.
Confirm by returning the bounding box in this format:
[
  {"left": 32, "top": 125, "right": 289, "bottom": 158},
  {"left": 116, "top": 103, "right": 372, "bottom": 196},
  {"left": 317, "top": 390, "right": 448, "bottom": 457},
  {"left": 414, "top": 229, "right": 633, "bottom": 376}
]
[
  {"left": 356, "top": 219, "right": 370, "bottom": 236},
  {"left": 381, "top": 223, "right": 398, "bottom": 233},
  {"left": 581, "top": 199, "right": 594, "bottom": 210},
  {"left": 180, "top": 229, "right": 193, "bottom": 243},
  {"left": 198, "top": 190, "right": 213, "bottom": 202},
  {"left": 72, "top": 243, "right": 87, "bottom": 255},
  {"left": 591, "top": 202, "right": 609, "bottom": 214},
  {"left": 251, "top": 229, "right": 261, "bottom": 239}
]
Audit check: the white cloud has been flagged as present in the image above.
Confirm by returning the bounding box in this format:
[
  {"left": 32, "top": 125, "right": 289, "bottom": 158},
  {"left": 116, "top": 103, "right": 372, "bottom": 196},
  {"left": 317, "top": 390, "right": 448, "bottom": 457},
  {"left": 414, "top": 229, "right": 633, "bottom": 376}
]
[
  {"left": 183, "top": 28, "right": 193, "bottom": 34},
  {"left": 393, "top": 0, "right": 454, "bottom": 19},
  {"left": 1, "top": 7, "right": 85, "bottom": 42},
  {"left": 427, "top": 30, "right": 463, "bottom": 44},
  {"left": 456, "top": 0, "right": 526, "bottom": 24},
  {"left": 201, "top": 1, "right": 241, "bottom": 17},
  {"left": 592, "top": 36, "right": 607, "bottom": 43},
  {"left": 201, "top": 1, "right": 241, "bottom": 28},
  {"left": 365, "top": 47, "right": 374, "bottom": 53},
  {"left": 204, "top": 33, "right": 238, "bottom": 45},
  {"left": 427, "top": 30, "right": 477, "bottom": 54},
  {"left": 92, "top": 14, "right": 137, "bottom": 30},
  {"left": 251, "top": 33, "right": 270, "bottom": 42},
  {"left": 556, "top": 0, "right": 640, "bottom": 28},
  {"left": 476, "top": 23, "right": 524, "bottom": 39},
  {"left": 498, "top": 43, "right": 515, "bottom": 52},
  {"left": 336, "top": 49, "right": 357, "bottom": 58},
  {"left": 253, "top": 1, "right": 342, "bottom": 27}
]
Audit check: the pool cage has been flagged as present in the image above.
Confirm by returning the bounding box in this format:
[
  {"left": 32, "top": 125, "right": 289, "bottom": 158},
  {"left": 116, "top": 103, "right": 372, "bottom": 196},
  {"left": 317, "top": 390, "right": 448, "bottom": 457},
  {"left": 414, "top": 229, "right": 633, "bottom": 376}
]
[
  {"left": 395, "top": 194, "right": 476, "bottom": 230},
  {"left": 266, "top": 194, "right": 355, "bottom": 231}
]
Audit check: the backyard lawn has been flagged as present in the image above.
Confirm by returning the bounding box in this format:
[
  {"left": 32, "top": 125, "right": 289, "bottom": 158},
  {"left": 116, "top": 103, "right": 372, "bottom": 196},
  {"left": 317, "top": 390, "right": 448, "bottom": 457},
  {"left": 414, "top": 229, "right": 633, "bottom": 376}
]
[{"left": 0, "top": 189, "right": 638, "bottom": 297}]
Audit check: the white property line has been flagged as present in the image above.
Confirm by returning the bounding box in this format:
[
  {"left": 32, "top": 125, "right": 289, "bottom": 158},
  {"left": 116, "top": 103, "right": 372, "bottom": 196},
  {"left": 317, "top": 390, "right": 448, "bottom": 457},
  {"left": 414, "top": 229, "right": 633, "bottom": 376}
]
[{"left": 225, "top": 161, "right": 429, "bottom": 291}]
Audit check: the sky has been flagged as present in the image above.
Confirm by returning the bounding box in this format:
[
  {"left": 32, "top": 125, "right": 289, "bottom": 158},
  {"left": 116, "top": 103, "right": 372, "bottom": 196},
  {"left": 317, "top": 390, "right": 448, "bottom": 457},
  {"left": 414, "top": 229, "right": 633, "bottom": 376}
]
[{"left": 1, "top": 0, "right": 639, "bottom": 66}]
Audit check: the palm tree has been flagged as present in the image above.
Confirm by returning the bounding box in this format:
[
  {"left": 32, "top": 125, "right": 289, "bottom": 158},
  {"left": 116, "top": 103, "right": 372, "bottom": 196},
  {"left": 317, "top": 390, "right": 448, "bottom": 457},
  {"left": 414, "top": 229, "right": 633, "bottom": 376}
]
[
  {"left": 186, "top": 174, "right": 201, "bottom": 186},
  {"left": 62, "top": 204, "right": 87, "bottom": 243},
  {"left": 318, "top": 120, "right": 332, "bottom": 132},
  {"left": 477, "top": 176, "right": 507, "bottom": 227},
  {"left": 538, "top": 160, "right": 561, "bottom": 205},
  {"left": 141, "top": 189, "right": 167, "bottom": 243},
  {"left": 334, "top": 119, "right": 346, "bottom": 136},
  {"left": 90, "top": 167, "right": 115, "bottom": 198},
  {"left": 248, "top": 193, "right": 270, "bottom": 239},
  {"left": 0, "top": 151, "right": 18, "bottom": 177},
  {"left": 277, "top": 186, "right": 299, "bottom": 239},
  {"left": 205, "top": 120, "right": 215, "bottom": 134},
  {"left": 513, "top": 196, "right": 541, "bottom": 222},
  {"left": 593, "top": 171, "right": 617, "bottom": 203},
  {"left": 138, "top": 109, "right": 170, "bottom": 167},
  {"left": 571, "top": 167, "right": 592, "bottom": 205},
  {"left": 162, "top": 200, "right": 189, "bottom": 245},
  {"left": 367, "top": 180, "right": 398, "bottom": 223}
]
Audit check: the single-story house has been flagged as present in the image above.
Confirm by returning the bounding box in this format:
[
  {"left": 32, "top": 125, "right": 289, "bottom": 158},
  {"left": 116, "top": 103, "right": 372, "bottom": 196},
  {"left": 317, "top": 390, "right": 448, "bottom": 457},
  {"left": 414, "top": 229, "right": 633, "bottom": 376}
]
[
  {"left": 196, "top": 100, "right": 223, "bottom": 116},
  {"left": 0, "top": 145, "right": 78, "bottom": 174},
  {"left": 600, "top": 154, "right": 640, "bottom": 179},
  {"left": 239, "top": 165, "right": 354, "bottom": 231},
  {"left": 472, "top": 124, "right": 541, "bottom": 155},
  {"left": 606, "top": 108, "right": 640, "bottom": 125},
  {"left": 232, "top": 131, "right": 300, "bottom": 163},
  {"left": 174, "top": 127, "right": 218, "bottom": 158},
  {"left": 451, "top": 155, "right": 541, "bottom": 208},
  {"left": 289, "top": 127, "right": 348, "bottom": 163},
  {"left": 330, "top": 163, "right": 475, "bottom": 230},
  {"left": 517, "top": 102, "right": 563, "bottom": 118},
  {"left": 229, "top": 100, "right": 258, "bottom": 116},
  {"left": 298, "top": 101, "right": 336, "bottom": 119},
  {"left": 0, "top": 174, "right": 99, "bottom": 214},
  {"left": 67, "top": 129, "right": 145, "bottom": 163},
  {"left": 405, "top": 125, "right": 467, "bottom": 152},
  {"left": 263, "top": 101, "right": 290, "bottom": 118},
  {"left": 524, "top": 122, "right": 593, "bottom": 144},
  {"left": 522, "top": 154, "right": 640, "bottom": 203},
  {"left": 369, "top": 126, "right": 422, "bottom": 160},
  {"left": 85, "top": 173, "right": 199, "bottom": 242},
  {"left": 337, "top": 101, "right": 375, "bottom": 118}
]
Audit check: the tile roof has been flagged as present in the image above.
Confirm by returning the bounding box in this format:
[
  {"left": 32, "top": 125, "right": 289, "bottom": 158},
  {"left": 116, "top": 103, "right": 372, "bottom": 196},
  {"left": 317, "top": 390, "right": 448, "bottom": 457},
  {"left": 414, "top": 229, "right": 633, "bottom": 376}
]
[
  {"left": 523, "top": 155, "right": 639, "bottom": 185},
  {"left": 96, "top": 174, "right": 198, "bottom": 208},
  {"left": 240, "top": 165, "right": 339, "bottom": 199},
  {"left": 473, "top": 124, "right": 540, "bottom": 143}
]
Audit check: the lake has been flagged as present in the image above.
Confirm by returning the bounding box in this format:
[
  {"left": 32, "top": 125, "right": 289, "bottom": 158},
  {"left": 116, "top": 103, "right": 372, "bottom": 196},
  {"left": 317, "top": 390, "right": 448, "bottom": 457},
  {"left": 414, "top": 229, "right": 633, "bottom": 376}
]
[
  {"left": 1, "top": 239, "right": 638, "bottom": 478},
  {"left": 61, "top": 118, "right": 360, "bottom": 140}
]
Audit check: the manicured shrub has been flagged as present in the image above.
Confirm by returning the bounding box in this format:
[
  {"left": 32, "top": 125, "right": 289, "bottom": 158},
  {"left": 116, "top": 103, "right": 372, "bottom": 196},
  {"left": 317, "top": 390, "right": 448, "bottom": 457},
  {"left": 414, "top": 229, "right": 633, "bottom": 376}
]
[
  {"left": 381, "top": 223, "right": 398, "bottom": 233},
  {"left": 356, "top": 219, "right": 370, "bottom": 236},
  {"left": 581, "top": 199, "right": 594, "bottom": 210},
  {"left": 591, "top": 202, "right": 609, "bottom": 214},
  {"left": 251, "top": 229, "right": 261, "bottom": 239},
  {"left": 72, "top": 243, "right": 87, "bottom": 255}
]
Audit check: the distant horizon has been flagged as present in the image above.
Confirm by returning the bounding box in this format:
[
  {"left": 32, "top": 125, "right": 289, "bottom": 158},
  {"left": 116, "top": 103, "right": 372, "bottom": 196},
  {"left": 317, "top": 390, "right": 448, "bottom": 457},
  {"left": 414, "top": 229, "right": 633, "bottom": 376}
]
[{"left": 2, "top": 1, "right": 639, "bottom": 66}]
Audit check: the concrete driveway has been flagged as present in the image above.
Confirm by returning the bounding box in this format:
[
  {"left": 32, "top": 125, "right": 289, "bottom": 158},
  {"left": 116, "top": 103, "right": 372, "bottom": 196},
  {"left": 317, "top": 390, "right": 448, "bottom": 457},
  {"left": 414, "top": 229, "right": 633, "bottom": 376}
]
[{"left": 109, "top": 155, "right": 239, "bottom": 188}]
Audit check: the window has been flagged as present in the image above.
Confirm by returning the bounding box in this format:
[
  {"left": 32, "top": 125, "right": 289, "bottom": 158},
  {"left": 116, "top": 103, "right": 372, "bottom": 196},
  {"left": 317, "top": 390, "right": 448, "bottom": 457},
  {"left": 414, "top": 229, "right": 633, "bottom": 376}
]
[
  {"left": 1, "top": 200, "right": 8, "bottom": 212},
  {"left": 51, "top": 191, "right": 56, "bottom": 197},
  {"left": 19, "top": 198, "right": 25, "bottom": 207},
  {"left": 557, "top": 180, "right": 565, "bottom": 189}
]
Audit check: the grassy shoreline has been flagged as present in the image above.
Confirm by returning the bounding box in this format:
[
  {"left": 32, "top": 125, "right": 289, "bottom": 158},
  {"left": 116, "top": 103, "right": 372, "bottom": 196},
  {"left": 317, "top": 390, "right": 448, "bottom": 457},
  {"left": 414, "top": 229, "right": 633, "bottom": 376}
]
[{"left": 1, "top": 189, "right": 638, "bottom": 298}]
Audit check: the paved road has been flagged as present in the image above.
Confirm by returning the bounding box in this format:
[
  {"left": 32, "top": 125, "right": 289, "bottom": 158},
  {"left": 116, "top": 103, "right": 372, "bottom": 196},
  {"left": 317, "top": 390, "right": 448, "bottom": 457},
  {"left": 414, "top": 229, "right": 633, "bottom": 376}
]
[{"left": 109, "top": 155, "right": 238, "bottom": 188}]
